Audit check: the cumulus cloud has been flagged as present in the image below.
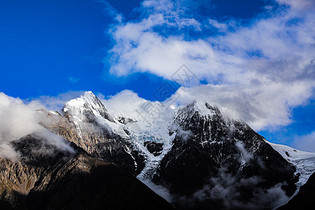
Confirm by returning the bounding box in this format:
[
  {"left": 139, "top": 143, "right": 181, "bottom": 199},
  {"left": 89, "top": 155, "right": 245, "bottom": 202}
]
[
  {"left": 100, "top": 90, "right": 147, "bottom": 119},
  {"left": 0, "top": 93, "right": 41, "bottom": 160},
  {"left": 106, "top": 0, "right": 315, "bottom": 131},
  {"left": 100, "top": 90, "right": 171, "bottom": 122},
  {"left": 0, "top": 92, "right": 74, "bottom": 160},
  {"left": 292, "top": 131, "right": 315, "bottom": 153},
  {"left": 168, "top": 83, "right": 313, "bottom": 130}
]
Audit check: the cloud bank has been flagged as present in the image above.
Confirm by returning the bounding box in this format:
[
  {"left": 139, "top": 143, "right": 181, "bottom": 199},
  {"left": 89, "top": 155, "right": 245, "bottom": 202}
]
[
  {"left": 106, "top": 0, "right": 315, "bottom": 131},
  {"left": 0, "top": 93, "right": 42, "bottom": 160}
]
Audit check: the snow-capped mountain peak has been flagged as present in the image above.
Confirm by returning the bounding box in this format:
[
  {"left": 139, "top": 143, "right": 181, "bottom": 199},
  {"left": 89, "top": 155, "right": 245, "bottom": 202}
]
[
  {"left": 63, "top": 91, "right": 115, "bottom": 123},
  {"left": 62, "top": 91, "right": 129, "bottom": 138}
]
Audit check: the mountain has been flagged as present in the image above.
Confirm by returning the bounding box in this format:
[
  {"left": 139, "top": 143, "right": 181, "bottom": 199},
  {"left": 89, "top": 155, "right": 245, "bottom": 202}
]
[
  {"left": 151, "top": 102, "right": 298, "bottom": 209},
  {"left": 49, "top": 91, "right": 146, "bottom": 176},
  {"left": 1, "top": 91, "right": 315, "bottom": 210},
  {"left": 0, "top": 133, "right": 174, "bottom": 210},
  {"left": 42, "top": 92, "right": 315, "bottom": 209}
]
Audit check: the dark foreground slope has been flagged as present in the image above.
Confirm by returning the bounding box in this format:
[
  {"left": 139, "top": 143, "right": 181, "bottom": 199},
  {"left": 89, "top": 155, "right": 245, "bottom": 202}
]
[
  {"left": 0, "top": 135, "right": 174, "bottom": 210},
  {"left": 278, "top": 172, "right": 315, "bottom": 210}
]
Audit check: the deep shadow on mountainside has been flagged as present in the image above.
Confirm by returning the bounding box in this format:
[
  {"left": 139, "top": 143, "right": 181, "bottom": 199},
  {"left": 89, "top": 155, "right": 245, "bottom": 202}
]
[
  {"left": 0, "top": 135, "right": 175, "bottom": 210},
  {"left": 152, "top": 103, "right": 298, "bottom": 209},
  {"left": 278, "top": 172, "right": 315, "bottom": 210}
]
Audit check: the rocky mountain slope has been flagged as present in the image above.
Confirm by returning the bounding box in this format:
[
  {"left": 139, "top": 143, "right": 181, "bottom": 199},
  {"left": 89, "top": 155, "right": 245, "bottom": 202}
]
[{"left": 0, "top": 133, "right": 174, "bottom": 210}]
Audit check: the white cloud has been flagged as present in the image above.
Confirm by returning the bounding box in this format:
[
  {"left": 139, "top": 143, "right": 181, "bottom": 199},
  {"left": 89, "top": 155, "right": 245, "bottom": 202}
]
[
  {"left": 0, "top": 93, "right": 41, "bottom": 160},
  {"left": 293, "top": 131, "right": 315, "bottom": 153},
  {"left": 106, "top": 0, "right": 315, "bottom": 131},
  {"left": 277, "top": 0, "right": 315, "bottom": 11},
  {"left": 208, "top": 19, "right": 229, "bottom": 32},
  {"left": 0, "top": 92, "right": 74, "bottom": 160},
  {"left": 100, "top": 89, "right": 156, "bottom": 120},
  {"left": 168, "top": 81, "right": 313, "bottom": 130}
]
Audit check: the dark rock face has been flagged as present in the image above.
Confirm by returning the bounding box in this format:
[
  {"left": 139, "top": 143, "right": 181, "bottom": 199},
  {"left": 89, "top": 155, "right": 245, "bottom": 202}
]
[
  {"left": 89, "top": 138, "right": 146, "bottom": 175},
  {"left": 118, "top": 116, "right": 136, "bottom": 125},
  {"left": 0, "top": 135, "right": 174, "bottom": 210},
  {"left": 12, "top": 134, "right": 75, "bottom": 167},
  {"left": 153, "top": 103, "right": 298, "bottom": 209},
  {"left": 278, "top": 172, "right": 315, "bottom": 210},
  {"left": 26, "top": 156, "right": 174, "bottom": 210},
  {"left": 144, "top": 141, "right": 164, "bottom": 156}
]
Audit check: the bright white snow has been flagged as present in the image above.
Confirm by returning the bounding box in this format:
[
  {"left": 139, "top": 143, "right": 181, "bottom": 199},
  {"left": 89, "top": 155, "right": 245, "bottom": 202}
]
[{"left": 267, "top": 141, "right": 315, "bottom": 187}]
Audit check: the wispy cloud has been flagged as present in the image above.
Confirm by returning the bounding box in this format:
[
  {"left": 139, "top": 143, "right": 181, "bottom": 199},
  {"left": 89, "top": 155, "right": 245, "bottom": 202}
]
[
  {"left": 293, "top": 131, "right": 315, "bottom": 153},
  {"left": 106, "top": 0, "right": 315, "bottom": 130},
  {"left": 31, "top": 91, "right": 85, "bottom": 111},
  {"left": 0, "top": 93, "right": 41, "bottom": 160},
  {"left": 69, "top": 76, "right": 79, "bottom": 83}
]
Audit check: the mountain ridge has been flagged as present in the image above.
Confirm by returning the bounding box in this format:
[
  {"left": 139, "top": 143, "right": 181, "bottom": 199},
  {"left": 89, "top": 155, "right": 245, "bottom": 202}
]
[{"left": 57, "top": 91, "right": 315, "bottom": 209}]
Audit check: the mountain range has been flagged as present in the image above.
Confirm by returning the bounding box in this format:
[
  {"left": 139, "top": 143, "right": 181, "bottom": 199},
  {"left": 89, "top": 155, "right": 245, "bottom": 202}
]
[{"left": 1, "top": 91, "right": 314, "bottom": 209}]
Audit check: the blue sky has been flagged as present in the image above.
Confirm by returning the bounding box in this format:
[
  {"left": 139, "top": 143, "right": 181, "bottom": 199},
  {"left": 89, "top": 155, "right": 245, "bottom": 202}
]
[
  {"left": 0, "top": 0, "right": 314, "bottom": 150},
  {"left": 0, "top": 0, "right": 273, "bottom": 98}
]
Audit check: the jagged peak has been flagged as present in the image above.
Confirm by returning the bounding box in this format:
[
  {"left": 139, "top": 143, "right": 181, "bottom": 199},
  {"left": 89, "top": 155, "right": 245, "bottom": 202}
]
[
  {"left": 63, "top": 91, "right": 115, "bottom": 123},
  {"left": 81, "top": 91, "right": 98, "bottom": 102},
  {"left": 176, "top": 100, "right": 222, "bottom": 119}
]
